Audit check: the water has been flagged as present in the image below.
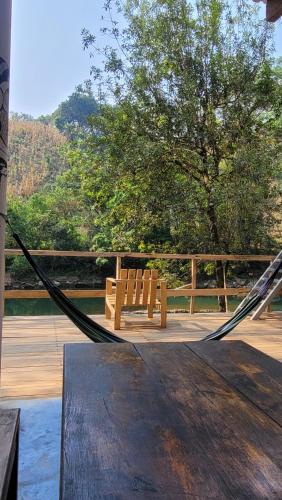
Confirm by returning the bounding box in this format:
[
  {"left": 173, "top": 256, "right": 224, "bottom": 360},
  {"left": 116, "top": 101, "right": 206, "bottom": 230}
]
[{"left": 4, "top": 296, "right": 282, "bottom": 316}]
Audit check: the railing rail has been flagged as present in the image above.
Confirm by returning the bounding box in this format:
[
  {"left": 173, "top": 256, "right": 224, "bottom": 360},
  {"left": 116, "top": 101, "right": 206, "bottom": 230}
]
[
  {"left": 5, "top": 249, "right": 280, "bottom": 312},
  {"left": 4, "top": 249, "right": 275, "bottom": 260}
]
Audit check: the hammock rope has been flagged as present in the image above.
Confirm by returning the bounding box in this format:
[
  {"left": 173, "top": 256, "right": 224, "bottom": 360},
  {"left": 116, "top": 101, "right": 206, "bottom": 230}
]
[{"left": 1, "top": 212, "right": 280, "bottom": 342}]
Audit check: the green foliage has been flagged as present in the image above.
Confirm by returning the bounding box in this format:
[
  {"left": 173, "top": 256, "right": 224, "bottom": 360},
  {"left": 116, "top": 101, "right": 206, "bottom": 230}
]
[
  {"left": 6, "top": 2, "right": 282, "bottom": 291},
  {"left": 38, "top": 86, "right": 99, "bottom": 137},
  {"left": 7, "top": 188, "right": 87, "bottom": 251},
  {"left": 77, "top": 0, "right": 281, "bottom": 259}
]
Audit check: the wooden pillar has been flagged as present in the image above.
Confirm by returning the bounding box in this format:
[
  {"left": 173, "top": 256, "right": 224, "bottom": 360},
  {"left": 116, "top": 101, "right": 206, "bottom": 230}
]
[
  {"left": 266, "top": 0, "right": 282, "bottom": 22},
  {"left": 0, "top": 0, "right": 12, "bottom": 383},
  {"left": 115, "top": 256, "right": 121, "bottom": 279},
  {"left": 190, "top": 259, "right": 197, "bottom": 314},
  {"left": 223, "top": 262, "right": 229, "bottom": 313}
]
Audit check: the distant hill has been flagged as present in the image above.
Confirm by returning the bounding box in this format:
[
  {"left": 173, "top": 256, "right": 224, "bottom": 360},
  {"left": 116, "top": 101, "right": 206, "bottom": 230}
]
[
  {"left": 8, "top": 119, "right": 67, "bottom": 197},
  {"left": 7, "top": 87, "right": 99, "bottom": 198}
]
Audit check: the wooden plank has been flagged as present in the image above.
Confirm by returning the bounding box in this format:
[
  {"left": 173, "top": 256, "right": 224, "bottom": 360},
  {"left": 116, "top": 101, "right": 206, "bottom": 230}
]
[
  {"left": 1, "top": 312, "right": 282, "bottom": 400},
  {"left": 120, "top": 269, "right": 128, "bottom": 279},
  {"left": 61, "top": 343, "right": 233, "bottom": 499},
  {"left": 126, "top": 269, "right": 136, "bottom": 306},
  {"left": 4, "top": 286, "right": 260, "bottom": 300},
  {"left": 148, "top": 271, "right": 158, "bottom": 314},
  {"left": 4, "top": 289, "right": 106, "bottom": 299},
  {"left": 167, "top": 287, "right": 250, "bottom": 297},
  {"left": 115, "top": 256, "right": 122, "bottom": 279},
  {"left": 61, "top": 342, "right": 282, "bottom": 499},
  {"left": 135, "top": 342, "right": 282, "bottom": 498},
  {"left": 4, "top": 249, "right": 274, "bottom": 261},
  {"left": 190, "top": 259, "right": 197, "bottom": 314},
  {"left": 135, "top": 269, "right": 143, "bottom": 305},
  {"left": 0, "top": 409, "right": 19, "bottom": 500},
  {"left": 188, "top": 341, "right": 282, "bottom": 426},
  {"left": 142, "top": 270, "right": 150, "bottom": 305},
  {"left": 160, "top": 280, "right": 167, "bottom": 328}
]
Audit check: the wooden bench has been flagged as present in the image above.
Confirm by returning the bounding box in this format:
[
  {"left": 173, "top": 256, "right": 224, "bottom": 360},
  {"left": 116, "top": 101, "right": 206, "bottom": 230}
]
[
  {"left": 105, "top": 269, "right": 167, "bottom": 329},
  {"left": 60, "top": 341, "right": 282, "bottom": 499},
  {"left": 0, "top": 409, "right": 20, "bottom": 500}
]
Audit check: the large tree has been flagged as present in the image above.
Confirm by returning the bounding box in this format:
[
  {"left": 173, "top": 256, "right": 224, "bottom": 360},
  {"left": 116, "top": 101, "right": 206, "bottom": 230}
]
[{"left": 75, "top": 0, "right": 282, "bottom": 309}]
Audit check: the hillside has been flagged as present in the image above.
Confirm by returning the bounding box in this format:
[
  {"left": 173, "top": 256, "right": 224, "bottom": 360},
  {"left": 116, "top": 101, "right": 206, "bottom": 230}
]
[{"left": 8, "top": 119, "right": 67, "bottom": 197}]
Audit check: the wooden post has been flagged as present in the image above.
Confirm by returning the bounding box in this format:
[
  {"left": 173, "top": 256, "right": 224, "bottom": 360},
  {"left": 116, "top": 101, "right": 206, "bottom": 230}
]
[
  {"left": 266, "top": 0, "right": 282, "bottom": 22},
  {"left": 115, "top": 256, "right": 121, "bottom": 279},
  {"left": 190, "top": 259, "right": 197, "bottom": 314},
  {"left": 0, "top": 0, "right": 12, "bottom": 384},
  {"left": 223, "top": 263, "right": 229, "bottom": 313}
]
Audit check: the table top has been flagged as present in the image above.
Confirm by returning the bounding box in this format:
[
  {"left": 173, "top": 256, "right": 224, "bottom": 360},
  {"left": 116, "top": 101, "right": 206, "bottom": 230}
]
[{"left": 60, "top": 341, "right": 282, "bottom": 500}]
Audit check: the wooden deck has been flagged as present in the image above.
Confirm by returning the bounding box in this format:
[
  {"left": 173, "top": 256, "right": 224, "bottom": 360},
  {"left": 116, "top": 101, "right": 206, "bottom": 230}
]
[{"left": 0, "top": 312, "right": 281, "bottom": 401}]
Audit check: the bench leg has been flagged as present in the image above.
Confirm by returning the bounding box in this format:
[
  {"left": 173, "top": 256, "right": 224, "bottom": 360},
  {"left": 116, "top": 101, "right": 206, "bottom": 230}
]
[
  {"left": 105, "top": 300, "right": 111, "bottom": 320},
  {"left": 147, "top": 306, "right": 154, "bottom": 319},
  {"left": 114, "top": 308, "right": 121, "bottom": 330},
  {"left": 160, "top": 308, "right": 167, "bottom": 328}
]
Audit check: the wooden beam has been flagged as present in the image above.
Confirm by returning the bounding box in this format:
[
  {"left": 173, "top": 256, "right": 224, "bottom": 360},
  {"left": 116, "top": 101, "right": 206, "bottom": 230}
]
[
  {"left": 167, "top": 288, "right": 250, "bottom": 297},
  {"left": 189, "top": 259, "right": 197, "bottom": 314},
  {"left": 266, "top": 0, "right": 282, "bottom": 22},
  {"left": 4, "top": 249, "right": 275, "bottom": 262},
  {"left": 115, "top": 256, "right": 122, "bottom": 279},
  {"left": 0, "top": 0, "right": 12, "bottom": 384},
  {"left": 4, "top": 289, "right": 106, "bottom": 299}
]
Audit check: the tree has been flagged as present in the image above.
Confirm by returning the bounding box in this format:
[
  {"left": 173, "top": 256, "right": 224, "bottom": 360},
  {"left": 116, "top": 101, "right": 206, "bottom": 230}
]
[
  {"left": 62, "top": 0, "right": 282, "bottom": 310},
  {"left": 52, "top": 86, "right": 99, "bottom": 135}
]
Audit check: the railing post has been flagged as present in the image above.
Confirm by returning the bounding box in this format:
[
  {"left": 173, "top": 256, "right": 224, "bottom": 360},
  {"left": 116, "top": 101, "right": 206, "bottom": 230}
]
[
  {"left": 190, "top": 259, "right": 197, "bottom": 314},
  {"left": 0, "top": 0, "right": 12, "bottom": 384},
  {"left": 223, "top": 262, "right": 229, "bottom": 313},
  {"left": 116, "top": 256, "right": 121, "bottom": 279}
]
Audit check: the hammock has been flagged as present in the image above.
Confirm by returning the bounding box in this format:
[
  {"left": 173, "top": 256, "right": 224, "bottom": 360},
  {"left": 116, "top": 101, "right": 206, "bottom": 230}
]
[
  {"left": 12, "top": 230, "right": 125, "bottom": 344},
  {"left": 202, "top": 267, "right": 281, "bottom": 340},
  {"left": 1, "top": 213, "right": 280, "bottom": 343}
]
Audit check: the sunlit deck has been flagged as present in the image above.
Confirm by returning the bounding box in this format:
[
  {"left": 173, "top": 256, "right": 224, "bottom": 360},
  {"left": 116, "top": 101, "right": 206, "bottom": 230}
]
[{"left": 0, "top": 311, "right": 281, "bottom": 401}]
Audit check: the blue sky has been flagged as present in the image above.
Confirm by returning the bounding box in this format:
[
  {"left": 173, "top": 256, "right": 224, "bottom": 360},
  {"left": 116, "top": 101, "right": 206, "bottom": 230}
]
[{"left": 10, "top": 0, "right": 282, "bottom": 117}]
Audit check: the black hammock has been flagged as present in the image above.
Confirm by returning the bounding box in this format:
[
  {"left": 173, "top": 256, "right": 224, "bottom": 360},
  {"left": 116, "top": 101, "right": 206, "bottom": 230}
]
[
  {"left": 12, "top": 230, "right": 125, "bottom": 344},
  {"left": 202, "top": 257, "right": 281, "bottom": 340},
  {"left": 2, "top": 214, "right": 281, "bottom": 343}
]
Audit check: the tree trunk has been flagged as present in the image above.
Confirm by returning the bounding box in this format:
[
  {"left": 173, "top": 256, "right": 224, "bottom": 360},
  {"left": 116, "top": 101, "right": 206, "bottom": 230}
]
[{"left": 206, "top": 190, "right": 226, "bottom": 312}]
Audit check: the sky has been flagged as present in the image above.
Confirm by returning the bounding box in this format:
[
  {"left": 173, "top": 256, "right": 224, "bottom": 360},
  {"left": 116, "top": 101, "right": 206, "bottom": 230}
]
[{"left": 9, "top": 0, "right": 282, "bottom": 118}]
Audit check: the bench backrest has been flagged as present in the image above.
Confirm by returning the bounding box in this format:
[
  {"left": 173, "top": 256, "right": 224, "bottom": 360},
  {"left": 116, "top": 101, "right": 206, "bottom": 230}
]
[{"left": 117, "top": 269, "right": 160, "bottom": 306}]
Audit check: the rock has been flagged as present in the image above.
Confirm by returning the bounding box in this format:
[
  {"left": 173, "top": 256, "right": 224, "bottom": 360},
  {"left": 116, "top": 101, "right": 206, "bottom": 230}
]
[{"left": 234, "top": 278, "right": 246, "bottom": 286}]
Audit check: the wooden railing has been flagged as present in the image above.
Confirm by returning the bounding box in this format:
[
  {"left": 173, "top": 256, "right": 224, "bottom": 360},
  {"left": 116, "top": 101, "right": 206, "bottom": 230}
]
[
  {"left": 4, "top": 249, "right": 274, "bottom": 260},
  {"left": 4, "top": 250, "right": 278, "bottom": 313}
]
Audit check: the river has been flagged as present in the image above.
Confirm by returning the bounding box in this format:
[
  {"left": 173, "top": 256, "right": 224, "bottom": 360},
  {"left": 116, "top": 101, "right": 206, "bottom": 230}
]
[{"left": 4, "top": 296, "right": 282, "bottom": 316}]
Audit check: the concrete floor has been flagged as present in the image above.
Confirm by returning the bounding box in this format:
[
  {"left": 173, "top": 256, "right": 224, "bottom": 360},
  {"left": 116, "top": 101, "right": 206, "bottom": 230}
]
[{"left": 0, "top": 398, "right": 61, "bottom": 500}]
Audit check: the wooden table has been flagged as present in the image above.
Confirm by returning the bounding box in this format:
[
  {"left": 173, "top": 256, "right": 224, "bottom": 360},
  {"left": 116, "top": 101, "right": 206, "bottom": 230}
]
[
  {"left": 0, "top": 409, "right": 20, "bottom": 500},
  {"left": 60, "top": 341, "right": 282, "bottom": 499}
]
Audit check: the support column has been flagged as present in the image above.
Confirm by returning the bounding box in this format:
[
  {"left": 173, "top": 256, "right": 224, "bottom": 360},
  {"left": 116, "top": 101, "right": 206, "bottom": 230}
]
[
  {"left": 0, "top": 0, "right": 12, "bottom": 382},
  {"left": 189, "top": 259, "right": 197, "bottom": 314},
  {"left": 115, "top": 256, "right": 121, "bottom": 279}
]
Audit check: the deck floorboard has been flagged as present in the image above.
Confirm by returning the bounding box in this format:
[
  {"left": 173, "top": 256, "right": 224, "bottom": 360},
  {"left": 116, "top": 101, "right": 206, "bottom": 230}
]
[{"left": 0, "top": 312, "right": 281, "bottom": 400}]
